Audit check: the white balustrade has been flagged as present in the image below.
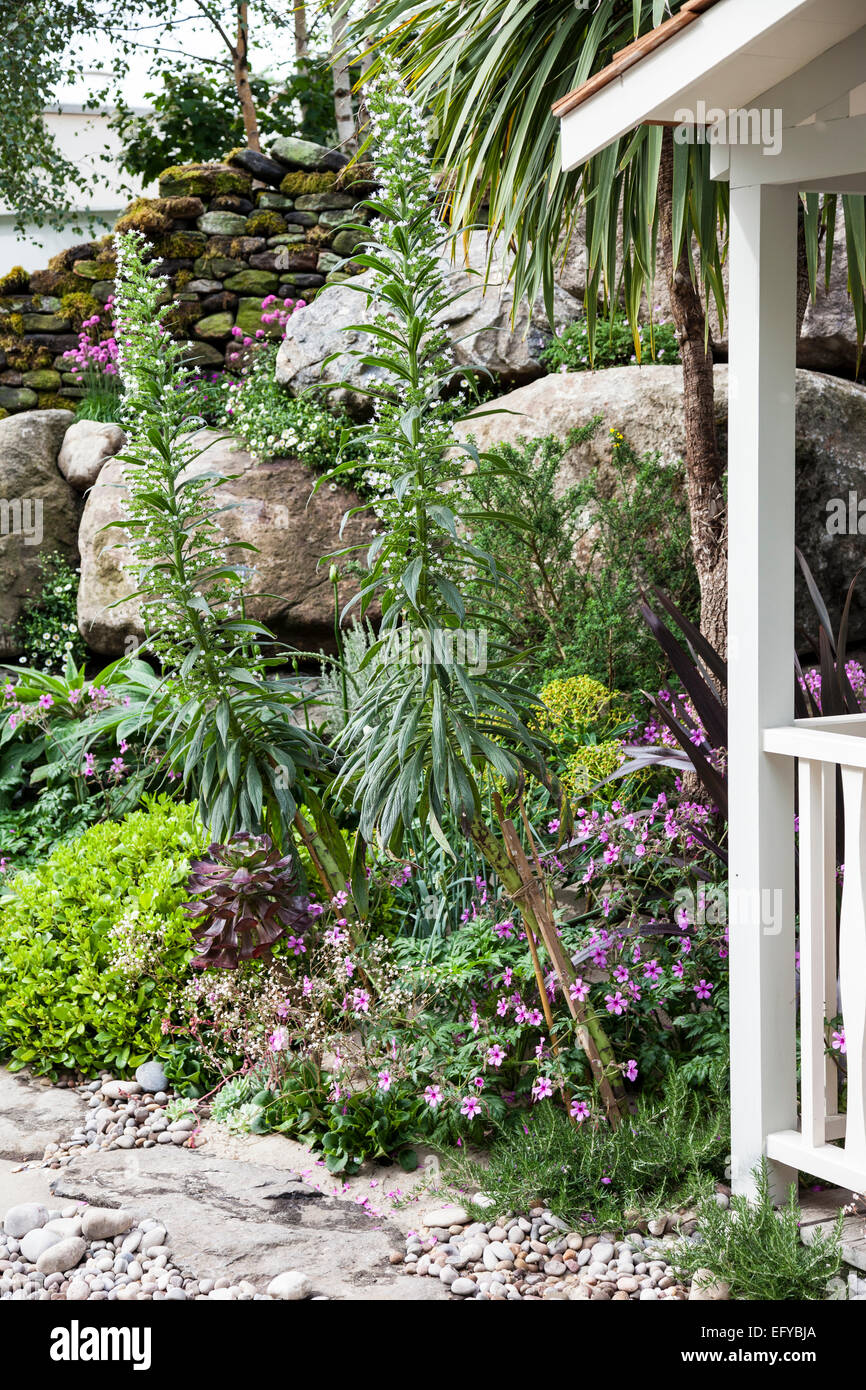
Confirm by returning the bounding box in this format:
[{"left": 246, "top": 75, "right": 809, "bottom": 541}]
[{"left": 762, "top": 716, "right": 866, "bottom": 1191}]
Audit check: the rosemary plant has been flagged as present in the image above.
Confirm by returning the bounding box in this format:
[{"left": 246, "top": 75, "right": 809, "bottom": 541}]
[{"left": 327, "top": 73, "right": 623, "bottom": 1121}]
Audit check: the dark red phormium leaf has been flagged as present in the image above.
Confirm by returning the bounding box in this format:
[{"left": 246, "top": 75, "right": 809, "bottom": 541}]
[{"left": 183, "top": 833, "right": 312, "bottom": 970}]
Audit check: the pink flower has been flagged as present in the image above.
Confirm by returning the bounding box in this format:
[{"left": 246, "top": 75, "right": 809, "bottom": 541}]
[
  {"left": 486, "top": 1044, "right": 506, "bottom": 1068},
  {"left": 625, "top": 1059, "right": 638, "bottom": 1082},
  {"left": 570, "top": 1099, "right": 590, "bottom": 1122},
  {"left": 268, "top": 1027, "right": 288, "bottom": 1051},
  {"left": 460, "top": 1095, "right": 481, "bottom": 1119},
  {"left": 472, "top": 1075, "right": 485, "bottom": 1091},
  {"left": 424, "top": 1085, "right": 442, "bottom": 1108},
  {"left": 531, "top": 1076, "right": 553, "bottom": 1102},
  {"left": 832, "top": 1028, "right": 846, "bottom": 1054},
  {"left": 493, "top": 919, "right": 514, "bottom": 939},
  {"left": 38, "top": 693, "right": 53, "bottom": 710},
  {"left": 694, "top": 979, "right": 713, "bottom": 1001},
  {"left": 605, "top": 991, "right": 627, "bottom": 1015},
  {"left": 570, "top": 977, "right": 590, "bottom": 1002},
  {"left": 377, "top": 1070, "right": 392, "bottom": 1092},
  {"left": 348, "top": 987, "right": 370, "bottom": 1015}
]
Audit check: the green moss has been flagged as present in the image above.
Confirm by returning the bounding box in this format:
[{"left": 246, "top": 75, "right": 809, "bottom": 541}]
[
  {"left": 244, "top": 209, "right": 285, "bottom": 237},
  {"left": 278, "top": 170, "right": 337, "bottom": 197},
  {"left": 0, "top": 266, "right": 30, "bottom": 295},
  {"left": 174, "top": 269, "right": 195, "bottom": 290},
  {"left": 155, "top": 231, "right": 206, "bottom": 258},
  {"left": 213, "top": 169, "right": 250, "bottom": 195},
  {"left": 8, "top": 312, "right": 23, "bottom": 336},
  {"left": 114, "top": 199, "right": 171, "bottom": 236},
  {"left": 36, "top": 391, "right": 73, "bottom": 411},
  {"left": 59, "top": 292, "right": 99, "bottom": 329}
]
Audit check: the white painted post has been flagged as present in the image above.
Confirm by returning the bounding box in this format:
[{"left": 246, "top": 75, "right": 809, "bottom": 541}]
[{"left": 727, "top": 174, "right": 799, "bottom": 1201}]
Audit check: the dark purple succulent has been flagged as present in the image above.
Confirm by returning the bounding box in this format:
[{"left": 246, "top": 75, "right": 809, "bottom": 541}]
[{"left": 184, "top": 834, "right": 312, "bottom": 969}]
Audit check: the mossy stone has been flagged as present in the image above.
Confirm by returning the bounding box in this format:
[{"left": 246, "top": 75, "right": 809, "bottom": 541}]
[
  {"left": 23, "top": 368, "right": 63, "bottom": 390},
  {"left": 0, "top": 385, "right": 37, "bottom": 411},
  {"left": 158, "top": 164, "right": 251, "bottom": 200},
  {"left": 332, "top": 228, "right": 365, "bottom": 257},
  {"left": 91, "top": 282, "right": 115, "bottom": 304},
  {"left": 223, "top": 269, "right": 279, "bottom": 295},
  {"left": 0, "top": 266, "right": 30, "bottom": 295},
  {"left": 73, "top": 260, "right": 115, "bottom": 281},
  {"left": 270, "top": 137, "right": 347, "bottom": 173},
  {"left": 193, "top": 256, "right": 244, "bottom": 279},
  {"left": 257, "top": 192, "right": 294, "bottom": 210},
  {"left": 278, "top": 171, "right": 338, "bottom": 197},
  {"left": 268, "top": 232, "right": 305, "bottom": 247},
  {"left": 295, "top": 192, "right": 354, "bottom": 212},
  {"left": 20, "top": 313, "right": 71, "bottom": 333},
  {"left": 114, "top": 200, "right": 170, "bottom": 236},
  {"left": 197, "top": 211, "right": 248, "bottom": 236},
  {"left": 194, "top": 311, "right": 234, "bottom": 340},
  {"left": 156, "top": 231, "right": 207, "bottom": 258},
  {"left": 244, "top": 210, "right": 286, "bottom": 238},
  {"left": 316, "top": 253, "right": 341, "bottom": 274}
]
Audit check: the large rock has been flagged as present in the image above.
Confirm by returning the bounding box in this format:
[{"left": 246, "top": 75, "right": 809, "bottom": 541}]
[
  {"left": 76, "top": 431, "right": 375, "bottom": 656},
  {"left": 275, "top": 233, "right": 584, "bottom": 413},
  {"left": 0, "top": 410, "right": 80, "bottom": 659},
  {"left": 57, "top": 419, "right": 126, "bottom": 492},
  {"left": 453, "top": 365, "right": 866, "bottom": 644}
]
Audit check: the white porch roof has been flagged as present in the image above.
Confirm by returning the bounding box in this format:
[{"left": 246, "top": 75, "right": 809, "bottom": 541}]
[{"left": 556, "top": 0, "right": 866, "bottom": 172}]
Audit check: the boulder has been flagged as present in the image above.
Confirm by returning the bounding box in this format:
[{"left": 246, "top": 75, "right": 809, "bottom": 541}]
[
  {"left": 453, "top": 365, "right": 866, "bottom": 645},
  {"left": 0, "top": 409, "right": 80, "bottom": 659},
  {"left": 275, "top": 233, "right": 584, "bottom": 413},
  {"left": 57, "top": 419, "right": 126, "bottom": 492},
  {"left": 76, "top": 431, "right": 375, "bottom": 656}
]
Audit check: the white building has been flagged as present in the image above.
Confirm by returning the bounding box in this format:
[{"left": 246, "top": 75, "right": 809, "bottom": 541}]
[{"left": 0, "top": 65, "right": 153, "bottom": 276}]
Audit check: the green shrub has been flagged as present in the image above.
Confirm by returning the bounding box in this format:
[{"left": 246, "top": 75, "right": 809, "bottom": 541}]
[
  {"left": 466, "top": 420, "right": 699, "bottom": 691},
  {"left": 541, "top": 312, "right": 680, "bottom": 373},
  {"left": 672, "top": 1163, "right": 843, "bottom": 1300},
  {"left": 0, "top": 796, "right": 207, "bottom": 1076}
]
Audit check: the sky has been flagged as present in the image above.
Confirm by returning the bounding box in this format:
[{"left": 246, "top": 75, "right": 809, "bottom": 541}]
[{"left": 53, "top": 5, "right": 308, "bottom": 110}]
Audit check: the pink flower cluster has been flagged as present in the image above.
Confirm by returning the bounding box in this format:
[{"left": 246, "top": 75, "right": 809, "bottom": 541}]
[
  {"left": 228, "top": 295, "right": 306, "bottom": 350},
  {"left": 63, "top": 298, "right": 119, "bottom": 381}
]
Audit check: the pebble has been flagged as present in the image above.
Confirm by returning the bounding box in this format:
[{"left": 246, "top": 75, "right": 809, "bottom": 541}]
[
  {"left": 422, "top": 1204, "right": 468, "bottom": 1228},
  {"left": 81, "top": 1208, "right": 134, "bottom": 1241},
  {"left": 267, "top": 1271, "right": 312, "bottom": 1300},
  {"left": 3, "top": 1204, "right": 48, "bottom": 1239},
  {"left": 135, "top": 1061, "right": 169, "bottom": 1092}
]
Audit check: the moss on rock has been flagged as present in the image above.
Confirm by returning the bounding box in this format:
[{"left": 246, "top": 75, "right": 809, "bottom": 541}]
[
  {"left": 59, "top": 292, "right": 100, "bottom": 328},
  {"left": 278, "top": 170, "right": 338, "bottom": 197},
  {"left": 244, "top": 209, "right": 286, "bottom": 238},
  {"left": 0, "top": 266, "right": 30, "bottom": 295},
  {"left": 114, "top": 199, "right": 171, "bottom": 236}
]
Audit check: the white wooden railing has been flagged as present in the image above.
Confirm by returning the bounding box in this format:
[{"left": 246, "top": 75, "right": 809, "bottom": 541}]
[{"left": 763, "top": 715, "right": 866, "bottom": 1191}]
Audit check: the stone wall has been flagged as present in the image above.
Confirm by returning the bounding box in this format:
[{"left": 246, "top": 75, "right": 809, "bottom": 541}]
[{"left": 0, "top": 136, "right": 374, "bottom": 417}]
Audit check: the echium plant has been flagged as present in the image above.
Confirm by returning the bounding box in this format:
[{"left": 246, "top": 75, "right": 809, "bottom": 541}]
[
  {"left": 325, "top": 72, "right": 624, "bottom": 1122},
  {"left": 97, "top": 231, "right": 324, "bottom": 849}
]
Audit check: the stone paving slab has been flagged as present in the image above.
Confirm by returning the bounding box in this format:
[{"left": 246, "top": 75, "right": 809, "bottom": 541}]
[
  {"left": 800, "top": 1186, "right": 866, "bottom": 1272},
  {"left": 0, "top": 1069, "right": 86, "bottom": 1162},
  {"left": 51, "top": 1146, "right": 447, "bottom": 1300}
]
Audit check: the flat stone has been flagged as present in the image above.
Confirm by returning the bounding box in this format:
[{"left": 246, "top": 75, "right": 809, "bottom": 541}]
[
  {"left": 197, "top": 211, "right": 248, "bottom": 235},
  {"left": 0, "top": 1070, "right": 88, "bottom": 1163},
  {"left": 52, "top": 1147, "right": 447, "bottom": 1301},
  {"left": 100, "top": 1080, "right": 141, "bottom": 1100},
  {"left": 422, "top": 1205, "right": 469, "bottom": 1229}
]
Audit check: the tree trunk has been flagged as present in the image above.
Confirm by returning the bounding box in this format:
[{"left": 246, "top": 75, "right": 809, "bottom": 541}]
[
  {"left": 658, "top": 128, "right": 727, "bottom": 658},
  {"left": 233, "top": 1, "right": 260, "bottom": 151},
  {"left": 294, "top": 0, "right": 308, "bottom": 62},
  {"left": 330, "top": 5, "right": 357, "bottom": 154}
]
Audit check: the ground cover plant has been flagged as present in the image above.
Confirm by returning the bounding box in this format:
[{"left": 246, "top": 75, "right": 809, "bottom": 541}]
[{"left": 0, "top": 796, "right": 206, "bottom": 1075}]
